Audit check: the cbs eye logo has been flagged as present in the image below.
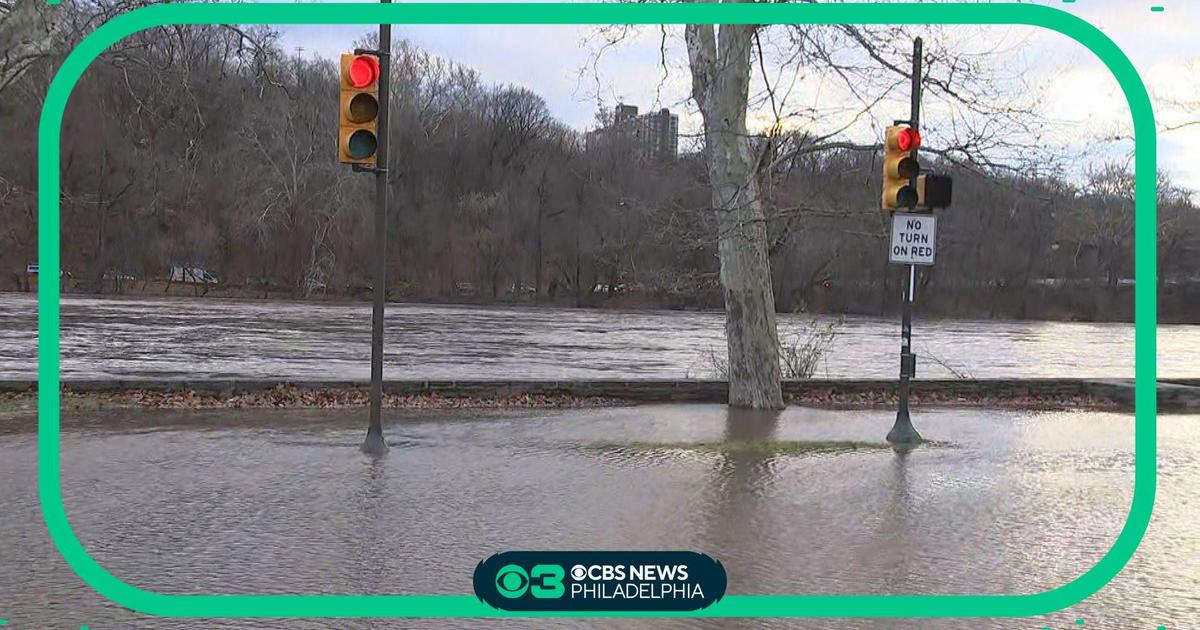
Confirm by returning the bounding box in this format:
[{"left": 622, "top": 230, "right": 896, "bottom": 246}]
[
  {"left": 494, "top": 564, "right": 565, "bottom": 599},
  {"left": 495, "top": 565, "right": 529, "bottom": 598}
]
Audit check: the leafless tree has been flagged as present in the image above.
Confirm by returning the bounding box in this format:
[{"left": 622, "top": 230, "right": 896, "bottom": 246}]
[
  {"left": 0, "top": 4, "right": 1192, "bottom": 332},
  {"left": 580, "top": 12, "right": 1060, "bottom": 407}
]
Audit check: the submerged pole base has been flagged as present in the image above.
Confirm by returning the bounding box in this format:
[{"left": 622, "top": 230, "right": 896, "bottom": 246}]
[
  {"left": 886, "top": 408, "right": 923, "bottom": 445},
  {"left": 361, "top": 429, "right": 390, "bottom": 456}
]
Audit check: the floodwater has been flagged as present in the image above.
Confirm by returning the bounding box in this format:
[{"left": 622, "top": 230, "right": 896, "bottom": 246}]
[
  {"left": 0, "top": 293, "right": 1196, "bottom": 380},
  {"left": 1, "top": 405, "right": 1197, "bottom": 628}
]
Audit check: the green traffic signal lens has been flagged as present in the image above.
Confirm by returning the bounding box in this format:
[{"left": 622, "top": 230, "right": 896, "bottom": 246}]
[
  {"left": 347, "top": 129, "right": 377, "bottom": 159},
  {"left": 347, "top": 93, "right": 378, "bottom": 124}
]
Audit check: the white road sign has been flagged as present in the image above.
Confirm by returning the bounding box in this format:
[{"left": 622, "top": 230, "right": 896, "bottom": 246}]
[{"left": 889, "top": 213, "right": 936, "bottom": 266}]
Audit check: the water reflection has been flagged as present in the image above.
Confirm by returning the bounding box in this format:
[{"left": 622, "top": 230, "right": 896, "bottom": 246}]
[
  {"left": 716, "top": 407, "right": 783, "bottom": 495},
  {"left": 696, "top": 408, "right": 783, "bottom": 599},
  {"left": 349, "top": 458, "right": 389, "bottom": 595},
  {"left": 871, "top": 450, "right": 916, "bottom": 595},
  {"left": 691, "top": 412, "right": 787, "bottom": 630},
  {"left": 719, "top": 407, "right": 785, "bottom": 495},
  {"left": 722, "top": 407, "right": 783, "bottom": 442},
  {"left": 0, "top": 406, "right": 1194, "bottom": 629}
]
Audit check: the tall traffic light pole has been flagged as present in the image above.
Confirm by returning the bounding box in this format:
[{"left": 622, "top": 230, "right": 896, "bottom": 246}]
[
  {"left": 362, "top": 3, "right": 392, "bottom": 455},
  {"left": 887, "top": 37, "right": 924, "bottom": 445}
]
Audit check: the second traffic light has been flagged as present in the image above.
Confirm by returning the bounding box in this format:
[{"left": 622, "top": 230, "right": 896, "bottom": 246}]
[
  {"left": 339, "top": 53, "right": 381, "bottom": 166},
  {"left": 881, "top": 124, "right": 920, "bottom": 211},
  {"left": 917, "top": 173, "right": 952, "bottom": 209}
]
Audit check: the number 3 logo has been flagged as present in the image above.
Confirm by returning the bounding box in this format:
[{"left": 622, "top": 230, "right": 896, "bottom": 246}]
[{"left": 530, "top": 564, "right": 564, "bottom": 599}]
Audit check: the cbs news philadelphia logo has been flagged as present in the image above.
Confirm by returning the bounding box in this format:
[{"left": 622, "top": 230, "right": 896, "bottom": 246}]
[{"left": 474, "top": 551, "right": 726, "bottom": 612}]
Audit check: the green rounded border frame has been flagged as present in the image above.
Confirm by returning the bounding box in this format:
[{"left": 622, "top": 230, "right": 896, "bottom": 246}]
[{"left": 37, "top": 2, "right": 1157, "bottom": 619}]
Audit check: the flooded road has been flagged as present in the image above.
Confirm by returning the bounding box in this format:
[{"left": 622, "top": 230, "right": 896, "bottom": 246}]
[
  {"left": 0, "top": 293, "right": 1196, "bottom": 380},
  {"left": 1, "top": 405, "right": 1197, "bottom": 628}
]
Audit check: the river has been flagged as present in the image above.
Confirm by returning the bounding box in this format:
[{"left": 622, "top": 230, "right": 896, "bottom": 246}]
[{"left": 0, "top": 293, "right": 1195, "bottom": 380}]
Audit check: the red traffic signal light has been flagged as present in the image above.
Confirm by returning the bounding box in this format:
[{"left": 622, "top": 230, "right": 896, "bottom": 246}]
[
  {"left": 895, "top": 127, "right": 920, "bottom": 152},
  {"left": 348, "top": 55, "right": 380, "bottom": 88}
]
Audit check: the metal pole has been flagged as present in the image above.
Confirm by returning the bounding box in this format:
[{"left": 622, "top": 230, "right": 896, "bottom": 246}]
[
  {"left": 888, "top": 264, "right": 920, "bottom": 443},
  {"left": 888, "top": 37, "right": 923, "bottom": 445},
  {"left": 362, "top": 3, "right": 391, "bottom": 455},
  {"left": 909, "top": 37, "right": 922, "bottom": 133}
]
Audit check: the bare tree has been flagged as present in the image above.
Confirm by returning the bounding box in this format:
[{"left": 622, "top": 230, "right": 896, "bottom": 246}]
[
  {"left": 1, "top": 5, "right": 1191, "bottom": 328},
  {"left": 685, "top": 21, "right": 784, "bottom": 409},
  {"left": 579, "top": 15, "right": 1055, "bottom": 408},
  {"left": 0, "top": 0, "right": 60, "bottom": 99}
]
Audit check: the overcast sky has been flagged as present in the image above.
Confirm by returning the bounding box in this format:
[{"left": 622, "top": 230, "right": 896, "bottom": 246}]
[{"left": 278, "top": 0, "right": 1200, "bottom": 190}]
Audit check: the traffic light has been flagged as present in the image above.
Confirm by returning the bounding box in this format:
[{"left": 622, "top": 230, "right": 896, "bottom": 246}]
[
  {"left": 881, "top": 124, "right": 920, "bottom": 211},
  {"left": 917, "top": 173, "right": 953, "bottom": 209},
  {"left": 339, "top": 53, "right": 381, "bottom": 165}
]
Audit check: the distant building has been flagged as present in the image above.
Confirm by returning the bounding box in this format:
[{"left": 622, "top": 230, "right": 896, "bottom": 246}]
[{"left": 586, "top": 104, "right": 679, "bottom": 161}]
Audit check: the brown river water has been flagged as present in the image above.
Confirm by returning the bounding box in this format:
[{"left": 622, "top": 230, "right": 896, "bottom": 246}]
[{"left": 0, "top": 293, "right": 1195, "bottom": 380}]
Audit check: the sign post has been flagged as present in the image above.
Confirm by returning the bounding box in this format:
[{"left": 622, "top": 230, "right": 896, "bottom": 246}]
[
  {"left": 362, "top": 1, "right": 392, "bottom": 456},
  {"left": 887, "top": 38, "right": 926, "bottom": 446}
]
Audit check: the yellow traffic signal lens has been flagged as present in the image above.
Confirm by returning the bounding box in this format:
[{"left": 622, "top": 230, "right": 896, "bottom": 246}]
[
  {"left": 347, "top": 130, "right": 378, "bottom": 159},
  {"left": 348, "top": 93, "right": 379, "bottom": 124}
]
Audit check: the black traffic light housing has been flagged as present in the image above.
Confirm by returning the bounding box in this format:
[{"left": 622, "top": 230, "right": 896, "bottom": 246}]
[{"left": 917, "top": 173, "right": 952, "bottom": 210}]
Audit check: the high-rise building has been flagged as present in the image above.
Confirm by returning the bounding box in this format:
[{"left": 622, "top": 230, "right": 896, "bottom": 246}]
[
  {"left": 614, "top": 103, "right": 640, "bottom": 125},
  {"left": 586, "top": 104, "right": 679, "bottom": 161}
]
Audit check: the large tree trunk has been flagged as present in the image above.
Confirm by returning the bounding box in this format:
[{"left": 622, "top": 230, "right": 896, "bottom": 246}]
[{"left": 686, "top": 22, "right": 783, "bottom": 409}]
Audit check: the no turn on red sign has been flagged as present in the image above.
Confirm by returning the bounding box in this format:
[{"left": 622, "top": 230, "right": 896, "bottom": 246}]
[{"left": 889, "top": 213, "right": 936, "bottom": 266}]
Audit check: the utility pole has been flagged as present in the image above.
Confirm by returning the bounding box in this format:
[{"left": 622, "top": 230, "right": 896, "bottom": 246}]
[
  {"left": 362, "top": 1, "right": 392, "bottom": 455},
  {"left": 887, "top": 37, "right": 924, "bottom": 445}
]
